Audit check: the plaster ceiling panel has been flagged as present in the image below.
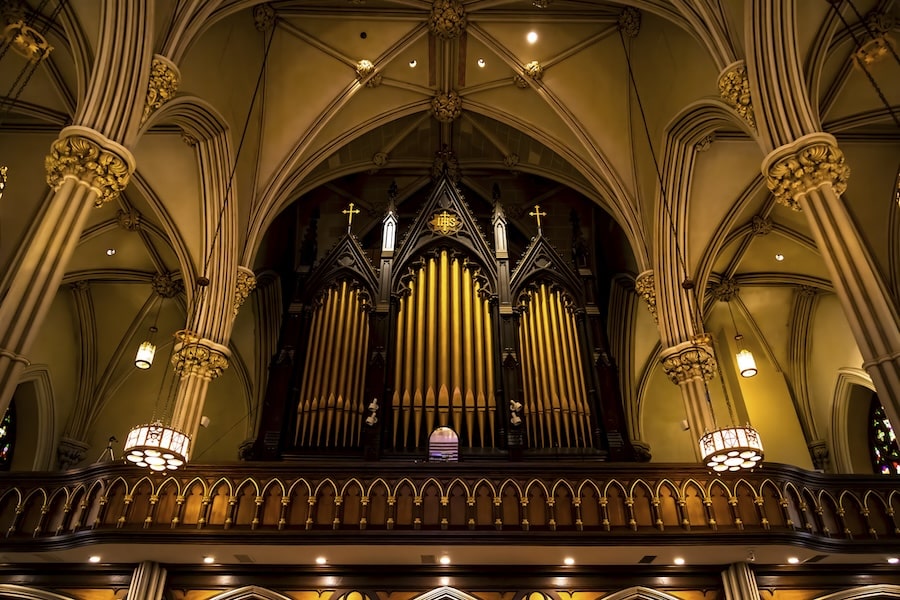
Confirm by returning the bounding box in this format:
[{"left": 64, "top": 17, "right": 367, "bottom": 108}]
[
  {"left": 839, "top": 141, "right": 900, "bottom": 281},
  {"left": 376, "top": 34, "right": 432, "bottom": 88},
  {"left": 822, "top": 61, "right": 900, "bottom": 126},
  {"left": 298, "top": 86, "right": 429, "bottom": 169},
  {"left": 769, "top": 202, "right": 811, "bottom": 234},
  {"left": 254, "top": 29, "right": 357, "bottom": 187},
  {"left": 26, "top": 292, "right": 78, "bottom": 424},
  {"left": 84, "top": 281, "right": 157, "bottom": 385},
  {"left": 461, "top": 35, "right": 510, "bottom": 89},
  {"left": 132, "top": 134, "right": 203, "bottom": 266},
  {"left": 0, "top": 132, "right": 58, "bottom": 276},
  {"left": 472, "top": 20, "right": 617, "bottom": 70},
  {"left": 69, "top": 227, "right": 158, "bottom": 276},
  {"left": 463, "top": 85, "right": 588, "bottom": 169},
  {"left": 734, "top": 233, "right": 830, "bottom": 283},
  {"left": 687, "top": 140, "right": 767, "bottom": 270},
  {"left": 536, "top": 34, "right": 634, "bottom": 198},
  {"left": 279, "top": 15, "right": 422, "bottom": 66},
  {"left": 794, "top": 2, "right": 832, "bottom": 61},
  {"left": 737, "top": 286, "right": 795, "bottom": 380},
  {"left": 6, "top": 55, "right": 72, "bottom": 121}
]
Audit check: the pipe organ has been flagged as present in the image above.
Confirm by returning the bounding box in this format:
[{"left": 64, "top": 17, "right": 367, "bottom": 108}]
[
  {"left": 392, "top": 251, "right": 496, "bottom": 450},
  {"left": 267, "top": 174, "right": 634, "bottom": 461},
  {"left": 517, "top": 284, "right": 592, "bottom": 449},
  {"left": 295, "top": 281, "right": 370, "bottom": 448}
]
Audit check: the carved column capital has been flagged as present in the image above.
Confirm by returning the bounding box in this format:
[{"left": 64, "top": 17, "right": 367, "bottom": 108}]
[
  {"left": 660, "top": 338, "right": 717, "bottom": 384},
  {"left": 171, "top": 335, "right": 230, "bottom": 379},
  {"left": 142, "top": 55, "right": 180, "bottom": 123},
  {"left": 633, "top": 270, "right": 657, "bottom": 323},
  {"left": 57, "top": 436, "right": 89, "bottom": 470},
  {"left": 45, "top": 126, "right": 135, "bottom": 206},
  {"left": 718, "top": 61, "right": 756, "bottom": 130},
  {"left": 234, "top": 266, "right": 257, "bottom": 316},
  {"left": 808, "top": 439, "right": 830, "bottom": 471},
  {"left": 762, "top": 132, "right": 850, "bottom": 210}
]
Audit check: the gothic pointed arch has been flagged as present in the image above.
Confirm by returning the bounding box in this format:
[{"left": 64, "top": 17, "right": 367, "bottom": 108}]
[
  {"left": 601, "top": 586, "right": 685, "bottom": 600},
  {"left": 410, "top": 586, "right": 485, "bottom": 600},
  {"left": 510, "top": 233, "right": 583, "bottom": 302},
  {"left": 0, "top": 585, "right": 77, "bottom": 600},
  {"left": 815, "top": 584, "right": 900, "bottom": 599},
  {"left": 303, "top": 233, "right": 379, "bottom": 305},
  {"left": 206, "top": 586, "right": 294, "bottom": 600}
]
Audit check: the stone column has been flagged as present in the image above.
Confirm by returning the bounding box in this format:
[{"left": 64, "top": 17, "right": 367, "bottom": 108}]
[
  {"left": 127, "top": 561, "right": 167, "bottom": 600},
  {"left": 722, "top": 562, "right": 760, "bottom": 600},
  {"left": 169, "top": 335, "right": 230, "bottom": 442},
  {"left": 660, "top": 335, "right": 718, "bottom": 460},
  {"left": 763, "top": 132, "right": 900, "bottom": 432},
  {"left": 0, "top": 126, "right": 134, "bottom": 416}
]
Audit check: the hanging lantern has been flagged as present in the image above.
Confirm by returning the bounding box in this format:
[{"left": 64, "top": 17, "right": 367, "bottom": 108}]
[
  {"left": 123, "top": 422, "right": 190, "bottom": 471},
  {"left": 699, "top": 426, "right": 764, "bottom": 472},
  {"left": 134, "top": 340, "right": 156, "bottom": 369},
  {"left": 733, "top": 334, "right": 757, "bottom": 378}
]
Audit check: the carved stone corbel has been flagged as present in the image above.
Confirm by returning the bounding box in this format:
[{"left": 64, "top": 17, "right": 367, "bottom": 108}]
[
  {"left": 660, "top": 338, "right": 717, "bottom": 384},
  {"left": 234, "top": 266, "right": 258, "bottom": 316},
  {"left": 718, "top": 61, "right": 756, "bottom": 130},
  {"left": 142, "top": 55, "right": 180, "bottom": 123},
  {"left": 634, "top": 270, "right": 658, "bottom": 323}
]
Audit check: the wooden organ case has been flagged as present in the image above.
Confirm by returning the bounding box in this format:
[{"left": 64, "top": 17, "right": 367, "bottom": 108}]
[{"left": 254, "top": 174, "right": 635, "bottom": 461}]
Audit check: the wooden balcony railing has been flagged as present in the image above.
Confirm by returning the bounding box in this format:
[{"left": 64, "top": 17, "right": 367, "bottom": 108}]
[{"left": 0, "top": 461, "right": 898, "bottom": 551}]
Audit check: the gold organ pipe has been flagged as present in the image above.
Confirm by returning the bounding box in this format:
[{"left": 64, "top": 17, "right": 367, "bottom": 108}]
[
  {"left": 473, "top": 280, "right": 486, "bottom": 447},
  {"left": 323, "top": 283, "right": 351, "bottom": 446},
  {"left": 450, "top": 258, "right": 463, "bottom": 436},
  {"left": 414, "top": 266, "right": 427, "bottom": 446},
  {"left": 297, "top": 299, "right": 323, "bottom": 444},
  {"left": 462, "top": 267, "right": 475, "bottom": 447},
  {"left": 392, "top": 296, "right": 406, "bottom": 448},
  {"left": 483, "top": 296, "right": 496, "bottom": 448},
  {"left": 438, "top": 251, "right": 450, "bottom": 427},
  {"left": 539, "top": 286, "right": 564, "bottom": 447},
  {"left": 309, "top": 288, "right": 338, "bottom": 445},
  {"left": 523, "top": 304, "right": 543, "bottom": 448},
  {"left": 341, "top": 292, "right": 362, "bottom": 446},
  {"left": 565, "top": 302, "right": 591, "bottom": 445},
  {"left": 546, "top": 288, "right": 572, "bottom": 447},
  {"left": 518, "top": 309, "right": 535, "bottom": 447},
  {"left": 401, "top": 282, "right": 416, "bottom": 448},
  {"left": 425, "top": 257, "right": 438, "bottom": 439},
  {"left": 352, "top": 305, "right": 369, "bottom": 445},
  {"left": 529, "top": 290, "right": 551, "bottom": 447},
  {"left": 554, "top": 293, "right": 582, "bottom": 446}
]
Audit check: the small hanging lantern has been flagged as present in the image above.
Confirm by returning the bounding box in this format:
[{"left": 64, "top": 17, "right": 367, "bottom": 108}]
[
  {"left": 134, "top": 327, "right": 158, "bottom": 370},
  {"left": 734, "top": 335, "right": 757, "bottom": 378}
]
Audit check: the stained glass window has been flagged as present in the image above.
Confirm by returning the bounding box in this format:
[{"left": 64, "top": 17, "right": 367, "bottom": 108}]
[
  {"left": 0, "top": 400, "right": 16, "bottom": 471},
  {"left": 869, "top": 394, "right": 900, "bottom": 475}
]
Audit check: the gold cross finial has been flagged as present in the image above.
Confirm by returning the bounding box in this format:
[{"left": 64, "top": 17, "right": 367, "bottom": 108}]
[
  {"left": 529, "top": 204, "right": 547, "bottom": 231},
  {"left": 342, "top": 202, "right": 361, "bottom": 232}
]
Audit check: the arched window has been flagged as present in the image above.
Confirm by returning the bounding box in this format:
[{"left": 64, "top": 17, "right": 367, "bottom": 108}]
[
  {"left": 868, "top": 394, "right": 900, "bottom": 475},
  {"left": 0, "top": 400, "right": 16, "bottom": 471}
]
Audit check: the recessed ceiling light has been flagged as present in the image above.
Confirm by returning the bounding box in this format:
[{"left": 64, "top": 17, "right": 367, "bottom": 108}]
[
  {"left": 203, "top": 556, "right": 215, "bottom": 564},
  {"left": 88, "top": 555, "right": 101, "bottom": 563},
  {"left": 787, "top": 556, "right": 800, "bottom": 564},
  {"left": 477, "top": 58, "right": 486, "bottom": 67},
  {"left": 106, "top": 248, "right": 116, "bottom": 256},
  {"left": 888, "top": 557, "right": 899, "bottom": 564},
  {"left": 673, "top": 557, "right": 685, "bottom": 565},
  {"left": 409, "top": 59, "right": 417, "bottom": 68},
  {"left": 775, "top": 253, "right": 785, "bottom": 261},
  {"left": 439, "top": 555, "right": 451, "bottom": 565},
  {"left": 316, "top": 556, "right": 327, "bottom": 565},
  {"left": 527, "top": 31, "right": 538, "bottom": 44},
  {"left": 563, "top": 557, "right": 575, "bottom": 566},
  {"left": 440, "top": 577, "right": 450, "bottom": 585}
]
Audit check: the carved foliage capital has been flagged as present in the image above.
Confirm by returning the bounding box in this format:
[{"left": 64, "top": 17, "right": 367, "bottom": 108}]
[
  {"left": 717, "top": 62, "right": 755, "bottom": 129},
  {"left": 633, "top": 270, "right": 657, "bottom": 323},
  {"left": 45, "top": 128, "right": 134, "bottom": 206},
  {"left": 660, "top": 339, "right": 717, "bottom": 384},
  {"left": 143, "top": 55, "right": 180, "bottom": 123},
  {"left": 234, "top": 267, "right": 257, "bottom": 316},
  {"left": 171, "top": 335, "right": 230, "bottom": 379},
  {"left": 763, "top": 134, "right": 850, "bottom": 210}
]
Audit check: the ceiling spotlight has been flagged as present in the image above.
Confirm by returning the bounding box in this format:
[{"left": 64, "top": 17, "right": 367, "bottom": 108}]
[
  {"left": 477, "top": 58, "right": 486, "bottom": 68},
  {"left": 88, "top": 555, "right": 101, "bottom": 563},
  {"left": 527, "top": 31, "right": 538, "bottom": 44},
  {"left": 563, "top": 557, "right": 575, "bottom": 566},
  {"left": 106, "top": 248, "right": 116, "bottom": 256},
  {"left": 888, "top": 557, "right": 899, "bottom": 564},
  {"left": 203, "top": 556, "right": 215, "bottom": 564},
  {"left": 787, "top": 557, "right": 800, "bottom": 564},
  {"left": 316, "top": 556, "right": 327, "bottom": 565},
  {"left": 409, "top": 59, "right": 417, "bottom": 68},
  {"left": 673, "top": 557, "right": 685, "bottom": 565},
  {"left": 440, "top": 577, "right": 450, "bottom": 586},
  {"left": 775, "top": 253, "right": 785, "bottom": 261},
  {"left": 439, "top": 555, "right": 451, "bottom": 565}
]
